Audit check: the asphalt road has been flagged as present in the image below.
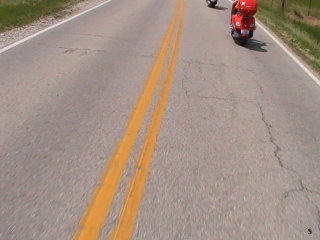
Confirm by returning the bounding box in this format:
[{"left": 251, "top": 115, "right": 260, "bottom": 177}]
[{"left": 1, "top": 0, "right": 320, "bottom": 239}]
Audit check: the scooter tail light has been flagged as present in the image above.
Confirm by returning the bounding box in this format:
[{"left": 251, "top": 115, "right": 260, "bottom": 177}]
[{"left": 241, "top": 18, "right": 249, "bottom": 28}]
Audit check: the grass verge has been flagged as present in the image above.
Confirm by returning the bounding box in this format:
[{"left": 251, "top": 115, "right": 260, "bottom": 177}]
[
  {"left": 256, "top": 5, "right": 320, "bottom": 75},
  {"left": 0, "top": 0, "right": 81, "bottom": 32}
]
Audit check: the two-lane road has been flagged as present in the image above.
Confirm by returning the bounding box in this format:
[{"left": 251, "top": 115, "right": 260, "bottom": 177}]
[{"left": 1, "top": 0, "right": 320, "bottom": 239}]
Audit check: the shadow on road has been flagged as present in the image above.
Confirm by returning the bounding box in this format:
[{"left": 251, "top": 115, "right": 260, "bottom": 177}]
[
  {"left": 214, "top": 6, "right": 228, "bottom": 10},
  {"left": 246, "top": 39, "right": 267, "bottom": 52}
]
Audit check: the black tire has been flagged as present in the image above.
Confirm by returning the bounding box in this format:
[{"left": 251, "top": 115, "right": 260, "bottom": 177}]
[
  {"left": 248, "top": 30, "right": 254, "bottom": 39},
  {"left": 238, "top": 37, "right": 248, "bottom": 46},
  {"left": 206, "top": 0, "right": 216, "bottom": 8}
]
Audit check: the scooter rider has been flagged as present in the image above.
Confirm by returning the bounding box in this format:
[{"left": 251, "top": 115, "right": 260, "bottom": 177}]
[
  {"left": 231, "top": 0, "right": 239, "bottom": 22},
  {"left": 230, "top": 0, "right": 239, "bottom": 30}
]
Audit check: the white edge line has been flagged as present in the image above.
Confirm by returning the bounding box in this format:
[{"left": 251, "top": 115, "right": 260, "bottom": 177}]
[
  {"left": 227, "top": 0, "right": 320, "bottom": 87},
  {"left": 0, "top": 0, "right": 112, "bottom": 54},
  {"left": 255, "top": 20, "right": 320, "bottom": 87}
]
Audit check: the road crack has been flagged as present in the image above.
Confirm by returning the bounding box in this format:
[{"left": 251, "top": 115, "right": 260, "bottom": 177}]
[
  {"left": 181, "top": 72, "right": 237, "bottom": 102},
  {"left": 256, "top": 80, "right": 264, "bottom": 96},
  {"left": 258, "top": 103, "right": 295, "bottom": 173},
  {"left": 57, "top": 47, "right": 155, "bottom": 60},
  {"left": 181, "top": 79, "right": 233, "bottom": 102},
  {"left": 258, "top": 102, "right": 320, "bottom": 230}
]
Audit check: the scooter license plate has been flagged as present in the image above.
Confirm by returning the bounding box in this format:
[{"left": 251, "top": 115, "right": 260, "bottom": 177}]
[{"left": 241, "top": 29, "right": 250, "bottom": 35}]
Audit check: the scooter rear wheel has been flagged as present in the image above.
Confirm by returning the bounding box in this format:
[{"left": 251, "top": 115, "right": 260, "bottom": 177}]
[{"left": 238, "top": 37, "right": 247, "bottom": 46}]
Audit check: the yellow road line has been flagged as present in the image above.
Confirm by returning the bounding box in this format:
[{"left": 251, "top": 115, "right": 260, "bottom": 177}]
[
  {"left": 73, "top": 1, "right": 181, "bottom": 239},
  {"left": 109, "top": 0, "right": 184, "bottom": 239}
]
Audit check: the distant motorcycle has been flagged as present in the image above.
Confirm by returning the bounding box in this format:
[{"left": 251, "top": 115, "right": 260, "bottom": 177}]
[
  {"left": 230, "top": 0, "right": 257, "bottom": 46},
  {"left": 206, "top": 0, "right": 218, "bottom": 8}
]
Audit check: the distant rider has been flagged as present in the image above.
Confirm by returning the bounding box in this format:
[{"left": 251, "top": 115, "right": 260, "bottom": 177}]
[{"left": 230, "top": 0, "right": 239, "bottom": 23}]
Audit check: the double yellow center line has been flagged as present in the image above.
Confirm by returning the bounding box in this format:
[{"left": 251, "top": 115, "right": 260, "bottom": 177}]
[{"left": 74, "top": 0, "right": 184, "bottom": 239}]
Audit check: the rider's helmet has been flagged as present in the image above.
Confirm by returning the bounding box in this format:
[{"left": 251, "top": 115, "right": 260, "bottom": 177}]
[{"left": 237, "top": 0, "right": 258, "bottom": 16}]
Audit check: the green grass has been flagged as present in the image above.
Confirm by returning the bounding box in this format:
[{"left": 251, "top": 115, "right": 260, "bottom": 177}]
[
  {"left": 0, "top": 0, "right": 80, "bottom": 32},
  {"left": 257, "top": 5, "right": 320, "bottom": 74},
  {"left": 259, "top": 0, "right": 320, "bottom": 19}
]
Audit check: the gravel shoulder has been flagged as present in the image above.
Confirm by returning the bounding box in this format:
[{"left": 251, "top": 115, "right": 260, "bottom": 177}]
[{"left": 0, "top": 0, "right": 107, "bottom": 49}]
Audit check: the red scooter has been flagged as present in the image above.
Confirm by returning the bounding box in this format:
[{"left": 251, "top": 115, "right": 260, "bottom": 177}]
[{"left": 230, "top": 0, "right": 257, "bottom": 46}]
